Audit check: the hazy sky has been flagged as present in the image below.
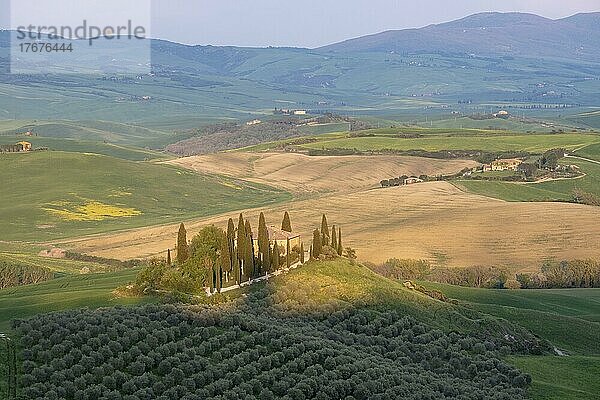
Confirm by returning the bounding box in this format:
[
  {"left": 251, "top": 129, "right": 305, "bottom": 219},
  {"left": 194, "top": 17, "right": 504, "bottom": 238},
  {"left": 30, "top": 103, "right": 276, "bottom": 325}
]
[{"left": 2, "top": 0, "right": 599, "bottom": 47}]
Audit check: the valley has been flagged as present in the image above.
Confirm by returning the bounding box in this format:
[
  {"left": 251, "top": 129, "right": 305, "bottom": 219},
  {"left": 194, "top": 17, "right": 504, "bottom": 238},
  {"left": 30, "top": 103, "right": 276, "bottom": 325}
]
[{"left": 1, "top": 8, "right": 600, "bottom": 400}]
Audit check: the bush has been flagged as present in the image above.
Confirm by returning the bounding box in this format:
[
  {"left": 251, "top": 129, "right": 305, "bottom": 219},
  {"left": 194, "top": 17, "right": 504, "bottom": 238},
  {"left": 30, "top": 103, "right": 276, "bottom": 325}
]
[
  {"left": 368, "top": 259, "right": 431, "bottom": 281},
  {"left": 0, "top": 261, "right": 54, "bottom": 289},
  {"left": 64, "top": 252, "right": 142, "bottom": 269}
]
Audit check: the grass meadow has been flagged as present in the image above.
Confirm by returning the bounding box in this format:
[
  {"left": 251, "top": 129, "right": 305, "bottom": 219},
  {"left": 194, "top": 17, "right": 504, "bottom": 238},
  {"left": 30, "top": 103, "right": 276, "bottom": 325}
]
[
  {"left": 0, "top": 151, "right": 290, "bottom": 241},
  {"left": 0, "top": 268, "right": 151, "bottom": 332},
  {"left": 421, "top": 282, "right": 600, "bottom": 400},
  {"left": 456, "top": 159, "right": 600, "bottom": 202},
  {"left": 299, "top": 133, "right": 600, "bottom": 153}
]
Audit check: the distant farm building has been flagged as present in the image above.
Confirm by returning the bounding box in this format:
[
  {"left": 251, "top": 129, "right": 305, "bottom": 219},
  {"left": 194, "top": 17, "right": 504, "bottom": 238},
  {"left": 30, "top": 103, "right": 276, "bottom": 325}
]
[
  {"left": 17, "top": 141, "right": 32, "bottom": 151},
  {"left": 491, "top": 158, "right": 523, "bottom": 171},
  {"left": 404, "top": 177, "right": 423, "bottom": 185},
  {"left": 276, "top": 108, "right": 308, "bottom": 116},
  {"left": 493, "top": 110, "right": 510, "bottom": 118},
  {"left": 251, "top": 226, "right": 301, "bottom": 256},
  {"left": 0, "top": 141, "right": 32, "bottom": 153}
]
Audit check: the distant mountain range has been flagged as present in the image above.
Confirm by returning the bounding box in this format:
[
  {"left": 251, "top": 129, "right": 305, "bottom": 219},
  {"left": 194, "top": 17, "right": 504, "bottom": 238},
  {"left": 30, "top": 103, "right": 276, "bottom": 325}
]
[
  {"left": 321, "top": 12, "right": 600, "bottom": 61},
  {"left": 0, "top": 12, "right": 598, "bottom": 124}
]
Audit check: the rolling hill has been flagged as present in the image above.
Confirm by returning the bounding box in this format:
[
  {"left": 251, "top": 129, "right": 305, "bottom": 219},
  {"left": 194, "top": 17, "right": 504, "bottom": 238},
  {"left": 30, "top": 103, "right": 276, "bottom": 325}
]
[
  {"left": 0, "top": 151, "right": 290, "bottom": 241},
  {"left": 3, "top": 258, "right": 597, "bottom": 399},
  {"left": 61, "top": 181, "right": 600, "bottom": 270},
  {"left": 320, "top": 12, "right": 600, "bottom": 61},
  {"left": 0, "top": 12, "right": 599, "bottom": 131}
]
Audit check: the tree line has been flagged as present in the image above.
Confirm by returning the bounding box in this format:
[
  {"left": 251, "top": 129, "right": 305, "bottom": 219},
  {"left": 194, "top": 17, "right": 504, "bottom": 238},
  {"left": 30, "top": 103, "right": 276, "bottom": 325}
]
[
  {"left": 136, "top": 213, "right": 350, "bottom": 297},
  {"left": 309, "top": 215, "right": 344, "bottom": 260},
  {"left": 517, "top": 259, "right": 600, "bottom": 289},
  {"left": 137, "top": 212, "right": 305, "bottom": 296},
  {"left": 368, "top": 258, "right": 600, "bottom": 289}
]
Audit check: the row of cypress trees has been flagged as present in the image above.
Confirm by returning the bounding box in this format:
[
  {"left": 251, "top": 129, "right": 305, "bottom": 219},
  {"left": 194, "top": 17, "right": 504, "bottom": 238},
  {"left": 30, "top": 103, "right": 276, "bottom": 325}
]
[
  {"left": 311, "top": 214, "right": 343, "bottom": 259},
  {"left": 174, "top": 212, "right": 304, "bottom": 293}
]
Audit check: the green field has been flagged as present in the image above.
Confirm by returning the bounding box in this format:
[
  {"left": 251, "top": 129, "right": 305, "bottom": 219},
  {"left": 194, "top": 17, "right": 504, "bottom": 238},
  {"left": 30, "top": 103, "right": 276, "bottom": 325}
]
[
  {"left": 565, "top": 110, "right": 600, "bottom": 131},
  {"left": 421, "top": 282, "right": 600, "bottom": 400},
  {"left": 299, "top": 133, "right": 600, "bottom": 153},
  {"left": 0, "top": 268, "right": 150, "bottom": 332},
  {"left": 424, "top": 115, "right": 581, "bottom": 133},
  {"left": 0, "top": 258, "right": 598, "bottom": 399},
  {"left": 0, "top": 151, "right": 290, "bottom": 241},
  {"left": 0, "top": 136, "right": 170, "bottom": 161},
  {"left": 576, "top": 142, "right": 600, "bottom": 161},
  {"left": 509, "top": 356, "right": 600, "bottom": 400},
  {"left": 456, "top": 159, "right": 600, "bottom": 202},
  {"left": 0, "top": 119, "right": 182, "bottom": 149}
]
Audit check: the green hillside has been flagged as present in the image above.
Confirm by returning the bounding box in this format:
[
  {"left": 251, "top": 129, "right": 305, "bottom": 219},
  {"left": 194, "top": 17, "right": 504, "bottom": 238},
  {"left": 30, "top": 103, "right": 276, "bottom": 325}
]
[
  {"left": 0, "top": 252, "right": 112, "bottom": 276},
  {"left": 576, "top": 142, "right": 600, "bottom": 161},
  {"left": 0, "top": 259, "right": 541, "bottom": 399},
  {"left": 509, "top": 356, "right": 600, "bottom": 400},
  {"left": 0, "top": 268, "right": 150, "bottom": 332},
  {"left": 421, "top": 282, "right": 600, "bottom": 355},
  {"left": 565, "top": 109, "right": 600, "bottom": 130},
  {"left": 299, "top": 133, "right": 600, "bottom": 153},
  {"left": 0, "top": 119, "right": 186, "bottom": 150},
  {"left": 419, "top": 281, "right": 600, "bottom": 400},
  {"left": 0, "top": 151, "right": 290, "bottom": 241},
  {"left": 1, "top": 258, "right": 598, "bottom": 399},
  {"left": 0, "top": 136, "right": 170, "bottom": 161},
  {"left": 456, "top": 159, "right": 600, "bottom": 202}
]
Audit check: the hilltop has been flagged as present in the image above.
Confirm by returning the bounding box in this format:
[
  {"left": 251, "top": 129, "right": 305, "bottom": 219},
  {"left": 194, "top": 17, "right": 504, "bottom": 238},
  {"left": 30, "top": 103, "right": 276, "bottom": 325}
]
[{"left": 320, "top": 12, "right": 600, "bottom": 61}]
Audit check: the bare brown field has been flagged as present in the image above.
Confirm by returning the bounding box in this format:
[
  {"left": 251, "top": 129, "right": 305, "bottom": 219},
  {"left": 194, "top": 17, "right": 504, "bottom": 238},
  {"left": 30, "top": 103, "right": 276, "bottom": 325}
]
[
  {"left": 61, "top": 182, "right": 600, "bottom": 272},
  {"left": 166, "top": 153, "right": 479, "bottom": 196}
]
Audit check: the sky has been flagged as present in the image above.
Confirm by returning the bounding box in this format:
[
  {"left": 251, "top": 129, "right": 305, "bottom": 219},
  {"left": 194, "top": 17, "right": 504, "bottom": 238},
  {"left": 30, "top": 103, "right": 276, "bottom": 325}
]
[{"left": 1, "top": 0, "right": 599, "bottom": 48}]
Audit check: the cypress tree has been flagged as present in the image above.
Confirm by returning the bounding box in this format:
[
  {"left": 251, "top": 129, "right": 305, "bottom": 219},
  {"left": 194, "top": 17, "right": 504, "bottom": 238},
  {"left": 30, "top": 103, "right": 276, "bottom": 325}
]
[
  {"left": 227, "top": 218, "right": 236, "bottom": 272},
  {"left": 281, "top": 211, "right": 292, "bottom": 232},
  {"left": 221, "top": 237, "right": 231, "bottom": 283},
  {"left": 258, "top": 212, "right": 270, "bottom": 274},
  {"left": 312, "top": 229, "right": 322, "bottom": 259},
  {"left": 286, "top": 238, "right": 291, "bottom": 268},
  {"left": 208, "top": 263, "right": 214, "bottom": 293},
  {"left": 309, "top": 244, "right": 313, "bottom": 260},
  {"left": 331, "top": 225, "right": 337, "bottom": 252},
  {"left": 245, "top": 220, "right": 255, "bottom": 279},
  {"left": 176, "top": 223, "right": 189, "bottom": 265},
  {"left": 300, "top": 242, "right": 305, "bottom": 263},
  {"left": 216, "top": 266, "right": 222, "bottom": 293},
  {"left": 166, "top": 249, "right": 172, "bottom": 266},
  {"left": 337, "top": 227, "right": 343, "bottom": 256},
  {"left": 233, "top": 252, "right": 240, "bottom": 284},
  {"left": 321, "top": 215, "right": 330, "bottom": 246},
  {"left": 272, "top": 244, "right": 280, "bottom": 270},
  {"left": 237, "top": 214, "right": 246, "bottom": 280}
]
